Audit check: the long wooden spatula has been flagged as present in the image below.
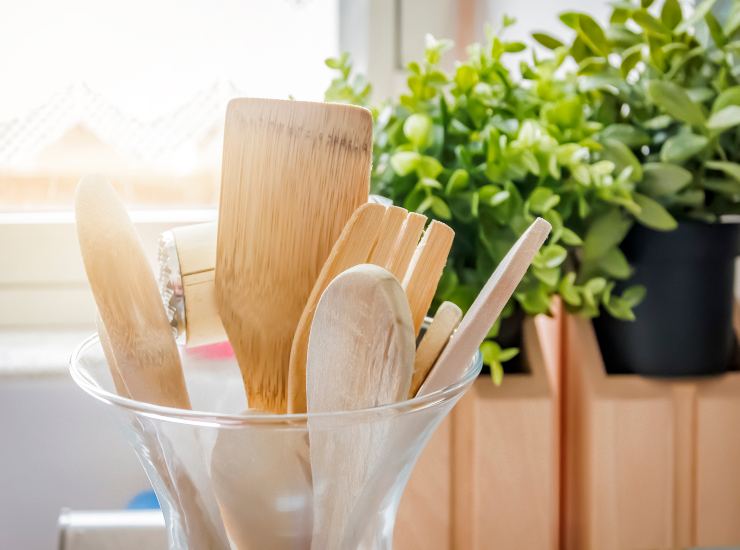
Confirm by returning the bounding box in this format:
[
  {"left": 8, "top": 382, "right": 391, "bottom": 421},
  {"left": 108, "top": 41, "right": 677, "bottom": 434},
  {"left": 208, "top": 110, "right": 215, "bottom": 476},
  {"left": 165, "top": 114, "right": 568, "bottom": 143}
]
[
  {"left": 216, "top": 98, "right": 372, "bottom": 413},
  {"left": 418, "top": 218, "right": 551, "bottom": 396}
]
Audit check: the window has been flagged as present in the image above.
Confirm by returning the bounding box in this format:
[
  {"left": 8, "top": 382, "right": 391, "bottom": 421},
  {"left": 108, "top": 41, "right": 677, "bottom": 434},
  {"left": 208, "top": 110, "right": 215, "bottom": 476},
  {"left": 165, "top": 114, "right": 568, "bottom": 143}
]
[{"left": 0, "top": 0, "right": 460, "bottom": 328}]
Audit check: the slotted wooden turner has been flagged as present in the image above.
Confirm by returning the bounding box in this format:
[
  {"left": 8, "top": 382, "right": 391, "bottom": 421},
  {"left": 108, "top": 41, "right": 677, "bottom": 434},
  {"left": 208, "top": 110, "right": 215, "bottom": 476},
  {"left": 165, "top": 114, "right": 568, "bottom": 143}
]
[{"left": 216, "top": 98, "right": 372, "bottom": 413}]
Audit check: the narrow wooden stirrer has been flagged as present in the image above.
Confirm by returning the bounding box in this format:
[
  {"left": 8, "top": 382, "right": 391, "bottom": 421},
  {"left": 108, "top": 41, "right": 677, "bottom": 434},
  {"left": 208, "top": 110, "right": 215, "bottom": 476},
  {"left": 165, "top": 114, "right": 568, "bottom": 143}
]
[
  {"left": 306, "top": 264, "right": 415, "bottom": 550},
  {"left": 75, "top": 176, "right": 190, "bottom": 409},
  {"left": 287, "top": 203, "right": 386, "bottom": 413},
  {"left": 402, "top": 220, "right": 455, "bottom": 335},
  {"left": 216, "top": 98, "right": 372, "bottom": 413},
  {"left": 418, "top": 218, "right": 551, "bottom": 396},
  {"left": 409, "top": 301, "right": 462, "bottom": 397}
]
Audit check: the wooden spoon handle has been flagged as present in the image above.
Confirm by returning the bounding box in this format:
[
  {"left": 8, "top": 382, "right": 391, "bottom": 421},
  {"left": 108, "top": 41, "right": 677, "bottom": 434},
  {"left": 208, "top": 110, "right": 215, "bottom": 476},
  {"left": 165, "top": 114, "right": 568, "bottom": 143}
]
[
  {"left": 418, "top": 218, "right": 551, "bottom": 396},
  {"left": 409, "top": 301, "right": 462, "bottom": 397}
]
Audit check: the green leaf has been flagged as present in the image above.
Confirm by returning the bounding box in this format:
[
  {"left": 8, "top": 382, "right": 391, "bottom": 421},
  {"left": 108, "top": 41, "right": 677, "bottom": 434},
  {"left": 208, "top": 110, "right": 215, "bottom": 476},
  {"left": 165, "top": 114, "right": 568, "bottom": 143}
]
[
  {"left": 660, "top": 0, "right": 682, "bottom": 29},
  {"left": 622, "top": 285, "right": 647, "bottom": 307},
  {"left": 707, "top": 106, "right": 740, "bottom": 132},
  {"left": 660, "top": 133, "right": 709, "bottom": 163},
  {"left": 560, "top": 11, "right": 581, "bottom": 29},
  {"left": 578, "top": 14, "right": 610, "bottom": 56},
  {"left": 583, "top": 208, "right": 633, "bottom": 261},
  {"left": 712, "top": 86, "right": 740, "bottom": 113},
  {"left": 561, "top": 228, "right": 583, "bottom": 246},
  {"left": 646, "top": 80, "right": 706, "bottom": 127},
  {"left": 529, "top": 187, "right": 560, "bottom": 214},
  {"left": 403, "top": 114, "right": 433, "bottom": 148},
  {"left": 445, "top": 168, "right": 470, "bottom": 194},
  {"left": 417, "top": 156, "right": 444, "bottom": 179},
  {"left": 632, "top": 8, "right": 671, "bottom": 36},
  {"left": 639, "top": 162, "right": 693, "bottom": 196},
  {"left": 702, "top": 178, "right": 740, "bottom": 196},
  {"left": 600, "top": 124, "right": 651, "bottom": 147},
  {"left": 599, "top": 247, "right": 632, "bottom": 279},
  {"left": 676, "top": 0, "right": 717, "bottom": 33},
  {"left": 429, "top": 196, "right": 452, "bottom": 220},
  {"left": 601, "top": 138, "right": 643, "bottom": 181},
  {"left": 558, "top": 272, "right": 582, "bottom": 306},
  {"left": 706, "top": 161, "right": 740, "bottom": 182},
  {"left": 537, "top": 245, "right": 568, "bottom": 268},
  {"left": 620, "top": 44, "right": 644, "bottom": 77},
  {"left": 532, "top": 32, "right": 565, "bottom": 49},
  {"left": 532, "top": 266, "right": 560, "bottom": 286},
  {"left": 705, "top": 12, "right": 727, "bottom": 47},
  {"left": 390, "top": 151, "right": 421, "bottom": 176},
  {"left": 420, "top": 177, "right": 443, "bottom": 189},
  {"left": 634, "top": 193, "right": 678, "bottom": 230}
]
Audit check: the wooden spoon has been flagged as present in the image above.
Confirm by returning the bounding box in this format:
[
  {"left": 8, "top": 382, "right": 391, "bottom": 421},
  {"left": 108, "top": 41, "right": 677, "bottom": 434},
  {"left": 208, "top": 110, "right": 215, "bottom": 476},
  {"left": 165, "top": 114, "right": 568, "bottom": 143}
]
[
  {"left": 76, "top": 177, "right": 228, "bottom": 548},
  {"left": 216, "top": 98, "right": 372, "bottom": 413},
  {"left": 306, "top": 264, "right": 415, "bottom": 549},
  {"left": 409, "top": 301, "right": 462, "bottom": 397},
  {"left": 418, "top": 217, "right": 551, "bottom": 396}
]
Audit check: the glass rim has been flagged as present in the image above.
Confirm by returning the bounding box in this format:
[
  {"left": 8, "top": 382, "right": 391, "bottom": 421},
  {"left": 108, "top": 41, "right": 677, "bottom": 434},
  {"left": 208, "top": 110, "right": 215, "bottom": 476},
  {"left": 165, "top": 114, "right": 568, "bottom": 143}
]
[{"left": 69, "top": 333, "right": 482, "bottom": 427}]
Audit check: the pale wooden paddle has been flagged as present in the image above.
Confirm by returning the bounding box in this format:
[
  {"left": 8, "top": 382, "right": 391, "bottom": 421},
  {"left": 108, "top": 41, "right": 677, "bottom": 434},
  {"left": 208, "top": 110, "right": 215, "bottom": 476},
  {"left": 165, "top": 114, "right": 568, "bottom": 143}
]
[
  {"left": 418, "top": 218, "right": 551, "bottom": 396},
  {"left": 287, "top": 205, "right": 429, "bottom": 413},
  {"left": 75, "top": 176, "right": 190, "bottom": 409},
  {"left": 306, "top": 264, "right": 415, "bottom": 550},
  {"left": 216, "top": 98, "right": 372, "bottom": 413},
  {"left": 409, "top": 301, "right": 462, "bottom": 397},
  {"left": 402, "top": 220, "right": 455, "bottom": 335},
  {"left": 77, "top": 179, "right": 228, "bottom": 548}
]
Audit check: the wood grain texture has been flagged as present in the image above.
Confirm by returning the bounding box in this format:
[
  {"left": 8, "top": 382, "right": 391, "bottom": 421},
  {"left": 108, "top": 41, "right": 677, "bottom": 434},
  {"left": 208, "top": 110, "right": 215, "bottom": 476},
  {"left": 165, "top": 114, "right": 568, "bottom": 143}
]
[
  {"left": 75, "top": 176, "right": 190, "bottom": 409},
  {"left": 94, "top": 281, "right": 229, "bottom": 549},
  {"left": 368, "top": 206, "right": 407, "bottom": 266},
  {"left": 563, "top": 313, "right": 740, "bottom": 549},
  {"left": 216, "top": 98, "right": 372, "bottom": 413},
  {"left": 394, "top": 313, "right": 562, "bottom": 550},
  {"left": 419, "top": 218, "right": 551, "bottom": 396},
  {"left": 287, "top": 203, "right": 386, "bottom": 413},
  {"left": 402, "top": 221, "right": 455, "bottom": 335},
  {"left": 410, "top": 302, "right": 462, "bottom": 398},
  {"left": 306, "top": 264, "right": 414, "bottom": 550},
  {"left": 386, "top": 213, "right": 427, "bottom": 280}
]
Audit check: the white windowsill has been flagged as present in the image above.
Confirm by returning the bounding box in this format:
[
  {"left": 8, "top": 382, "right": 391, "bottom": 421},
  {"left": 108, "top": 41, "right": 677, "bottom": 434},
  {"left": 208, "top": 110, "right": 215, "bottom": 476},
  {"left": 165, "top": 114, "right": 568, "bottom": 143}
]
[{"left": 0, "top": 327, "right": 92, "bottom": 377}]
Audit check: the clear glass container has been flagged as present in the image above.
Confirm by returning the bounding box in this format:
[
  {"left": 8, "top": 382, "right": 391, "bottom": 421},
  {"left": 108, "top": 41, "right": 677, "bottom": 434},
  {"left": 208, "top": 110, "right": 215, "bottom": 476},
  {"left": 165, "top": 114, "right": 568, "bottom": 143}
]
[{"left": 69, "top": 335, "right": 482, "bottom": 549}]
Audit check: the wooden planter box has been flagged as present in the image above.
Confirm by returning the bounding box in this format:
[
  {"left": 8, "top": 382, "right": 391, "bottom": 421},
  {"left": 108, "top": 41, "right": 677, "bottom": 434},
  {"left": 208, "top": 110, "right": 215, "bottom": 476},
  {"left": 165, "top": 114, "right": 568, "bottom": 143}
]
[
  {"left": 563, "top": 313, "right": 740, "bottom": 549},
  {"left": 394, "top": 310, "right": 561, "bottom": 549}
]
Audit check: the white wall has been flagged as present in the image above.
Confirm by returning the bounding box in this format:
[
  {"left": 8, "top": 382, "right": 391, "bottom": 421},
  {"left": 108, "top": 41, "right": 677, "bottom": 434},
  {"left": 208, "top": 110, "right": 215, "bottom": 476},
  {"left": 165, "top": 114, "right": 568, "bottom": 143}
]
[{"left": 0, "top": 374, "right": 149, "bottom": 550}]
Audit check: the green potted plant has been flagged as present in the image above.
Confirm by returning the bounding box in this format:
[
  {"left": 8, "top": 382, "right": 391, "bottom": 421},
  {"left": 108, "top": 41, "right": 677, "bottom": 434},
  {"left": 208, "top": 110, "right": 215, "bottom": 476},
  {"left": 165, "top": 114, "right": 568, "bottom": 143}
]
[
  {"left": 536, "top": 0, "right": 740, "bottom": 376},
  {"left": 325, "top": 21, "right": 657, "bottom": 382}
]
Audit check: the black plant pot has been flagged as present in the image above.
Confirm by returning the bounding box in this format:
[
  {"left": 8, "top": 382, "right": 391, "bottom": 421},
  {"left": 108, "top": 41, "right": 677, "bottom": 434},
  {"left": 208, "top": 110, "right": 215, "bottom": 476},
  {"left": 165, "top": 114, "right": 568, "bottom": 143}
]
[{"left": 593, "top": 220, "right": 739, "bottom": 377}]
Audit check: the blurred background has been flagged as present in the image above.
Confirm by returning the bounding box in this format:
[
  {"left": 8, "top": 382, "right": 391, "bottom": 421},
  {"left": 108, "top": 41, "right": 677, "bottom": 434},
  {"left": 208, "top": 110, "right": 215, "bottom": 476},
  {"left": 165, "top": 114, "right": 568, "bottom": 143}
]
[{"left": 1, "top": 0, "right": 737, "bottom": 548}]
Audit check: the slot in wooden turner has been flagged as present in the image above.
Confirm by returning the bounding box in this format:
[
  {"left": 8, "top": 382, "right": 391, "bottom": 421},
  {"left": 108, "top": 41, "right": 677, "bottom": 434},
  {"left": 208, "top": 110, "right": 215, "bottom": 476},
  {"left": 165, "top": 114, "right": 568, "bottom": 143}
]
[
  {"left": 216, "top": 98, "right": 372, "bottom": 413},
  {"left": 418, "top": 217, "right": 551, "bottom": 396}
]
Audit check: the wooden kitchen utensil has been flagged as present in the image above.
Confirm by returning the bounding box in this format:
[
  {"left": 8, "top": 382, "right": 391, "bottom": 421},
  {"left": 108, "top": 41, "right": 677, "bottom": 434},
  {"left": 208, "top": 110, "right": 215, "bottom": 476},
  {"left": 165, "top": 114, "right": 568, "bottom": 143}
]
[
  {"left": 75, "top": 176, "right": 190, "bottom": 409},
  {"left": 216, "top": 98, "right": 372, "bottom": 413},
  {"left": 78, "top": 178, "right": 229, "bottom": 548},
  {"left": 402, "top": 220, "right": 455, "bottom": 335},
  {"left": 306, "top": 264, "right": 415, "bottom": 549},
  {"left": 287, "top": 205, "right": 431, "bottom": 413},
  {"left": 409, "top": 301, "right": 462, "bottom": 397},
  {"left": 418, "top": 217, "right": 551, "bottom": 396}
]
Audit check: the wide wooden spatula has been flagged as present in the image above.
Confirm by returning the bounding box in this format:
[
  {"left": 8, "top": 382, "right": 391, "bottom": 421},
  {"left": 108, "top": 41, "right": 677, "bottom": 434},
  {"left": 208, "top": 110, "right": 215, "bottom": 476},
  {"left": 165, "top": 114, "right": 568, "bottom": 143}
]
[{"left": 216, "top": 98, "right": 372, "bottom": 413}]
